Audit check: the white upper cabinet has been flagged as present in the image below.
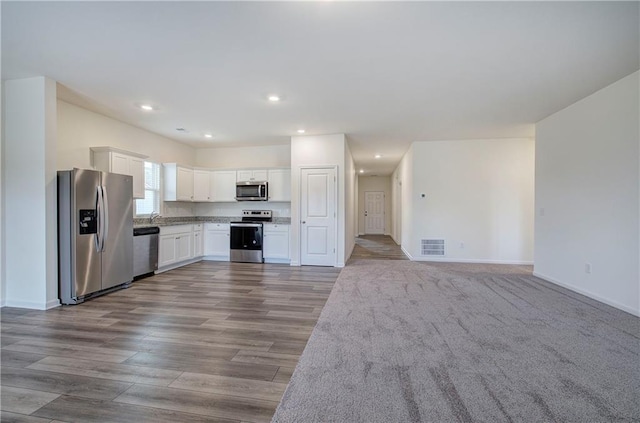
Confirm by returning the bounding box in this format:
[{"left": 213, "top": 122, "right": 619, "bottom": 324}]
[
  {"left": 91, "top": 147, "right": 147, "bottom": 199},
  {"left": 268, "top": 169, "right": 291, "bottom": 202},
  {"left": 210, "top": 170, "right": 237, "bottom": 202},
  {"left": 164, "top": 163, "right": 194, "bottom": 201},
  {"left": 193, "top": 169, "right": 211, "bottom": 202},
  {"left": 237, "top": 169, "right": 268, "bottom": 182}
]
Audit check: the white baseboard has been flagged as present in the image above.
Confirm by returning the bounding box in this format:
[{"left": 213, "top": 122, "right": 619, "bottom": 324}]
[
  {"left": 4, "top": 299, "right": 57, "bottom": 310},
  {"left": 533, "top": 271, "right": 640, "bottom": 317},
  {"left": 402, "top": 248, "right": 533, "bottom": 265},
  {"left": 264, "top": 258, "right": 291, "bottom": 264},
  {"left": 412, "top": 257, "right": 534, "bottom": 265},
  {"left": 46, "top": 299, "right": 61, "bottom": 309},
  {"left": 289, "top": 261, "right": 300, "bottom": 267},
  {"left": 156, "top": 257, "right": 203, "bottom": 273}
]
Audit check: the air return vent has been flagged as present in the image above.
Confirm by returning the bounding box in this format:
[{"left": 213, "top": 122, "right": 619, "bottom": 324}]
[{"left": 421, "top": 239, "right": 445, "bottom": 256}]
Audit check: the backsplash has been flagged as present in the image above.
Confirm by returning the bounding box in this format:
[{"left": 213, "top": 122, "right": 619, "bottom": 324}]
[
  {"left": 162, "top": 201, "right": 196, "bottom": 217},
  {"left": 195, "top": 202, "right": 291, "bottom": 218},
  {"left": 158, "top": 201, "right": 291, "bottom": 219}
]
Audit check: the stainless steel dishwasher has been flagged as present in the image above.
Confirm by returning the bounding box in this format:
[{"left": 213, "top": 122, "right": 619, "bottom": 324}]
[{"left": 133, "top": 226, "right": 159, "bottom": 279}]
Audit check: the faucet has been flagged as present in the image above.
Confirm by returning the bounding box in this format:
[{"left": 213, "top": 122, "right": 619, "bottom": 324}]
[{"left": 149, "top": 211, "right": 160, "bottom": 224}]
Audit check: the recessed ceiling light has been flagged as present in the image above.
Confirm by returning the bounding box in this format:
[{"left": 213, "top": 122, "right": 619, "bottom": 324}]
[
  {"left": 374, "top": 154, "right": 382, "bottom": 159},
  {"left": 140, "top": 104, "right": 154, "bottom": 111},
  {"left": 359, "top": 169, "right": 364, "bottom": 174},
  {"left": 297, "top": 129, "right": 306, "bottom": 134},
  {"left": 268, "top": 95, "right": 280, "bottom": 102},
  {"left": 204, "top": 133, "right": 213, "bottom": 138}
]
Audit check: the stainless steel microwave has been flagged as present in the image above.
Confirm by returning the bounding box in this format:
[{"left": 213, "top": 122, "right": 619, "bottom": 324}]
[{"left": 236, "top": 181, "right": 268, "bottom": 201}]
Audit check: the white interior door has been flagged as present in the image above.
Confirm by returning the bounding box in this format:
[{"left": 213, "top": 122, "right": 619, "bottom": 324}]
[
  {"left": 300, "top": 167, "right": 336, "bottom": 266},
  {"left": 364, "top": 191, "right": 385, "bottom": 234}
]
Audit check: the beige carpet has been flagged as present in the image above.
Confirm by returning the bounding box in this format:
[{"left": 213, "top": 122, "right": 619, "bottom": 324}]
[{"left": 272, "top": 259, "right": 640, "bottom": 422}]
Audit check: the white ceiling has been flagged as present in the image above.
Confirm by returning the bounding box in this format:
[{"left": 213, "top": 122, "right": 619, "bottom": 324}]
[{"left": 2, "top": 2, "right": 638, "bottom": 175}]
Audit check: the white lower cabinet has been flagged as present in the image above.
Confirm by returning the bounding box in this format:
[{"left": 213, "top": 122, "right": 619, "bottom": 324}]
[
  {"left": 193, "top": 224, "right": 204, "bottom": 257},
  {"left": 158, "top": 225, "right": 194, "bottom": 271},
  {"left": 204, "top": 223, "right": 230, "bottom": 260},
  {"left": 263, "top": 224, "right": 290, "bottom": 263}
]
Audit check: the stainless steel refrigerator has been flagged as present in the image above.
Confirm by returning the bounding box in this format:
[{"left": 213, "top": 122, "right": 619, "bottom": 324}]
[{"left": 58, "top": 169, "right": 133, "bottom": 304}]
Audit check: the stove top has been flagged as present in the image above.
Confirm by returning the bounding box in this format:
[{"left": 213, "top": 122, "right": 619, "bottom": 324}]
[{"left": 231, "top": 210, "right": 272, "bottom": 224}]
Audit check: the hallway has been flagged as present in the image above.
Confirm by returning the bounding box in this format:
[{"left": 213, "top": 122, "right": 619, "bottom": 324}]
[{"left": 349, "top": 235, "right": 407, "bottom": 261}]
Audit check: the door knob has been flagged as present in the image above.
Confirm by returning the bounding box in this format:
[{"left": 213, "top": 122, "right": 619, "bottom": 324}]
[{"left": 301, "top": 221, "right": 306, "bottom": 224}]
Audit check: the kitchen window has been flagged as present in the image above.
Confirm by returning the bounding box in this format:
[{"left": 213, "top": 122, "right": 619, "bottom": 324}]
[{"left": 135, "top": 161, "right": 160, "bottom": 216}]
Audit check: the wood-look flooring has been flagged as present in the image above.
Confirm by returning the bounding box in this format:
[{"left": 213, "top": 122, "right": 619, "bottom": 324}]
[
  {"left": 1, "top": 261, "right": 340, "bottom": 423},
  {"left": 349, "top": 235, "right": 407, "bottom": 261}
]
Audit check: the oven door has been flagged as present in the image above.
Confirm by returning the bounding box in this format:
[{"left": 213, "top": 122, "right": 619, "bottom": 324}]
[{"left": 230, "top": 223, "right": 264, "bottom": 263}]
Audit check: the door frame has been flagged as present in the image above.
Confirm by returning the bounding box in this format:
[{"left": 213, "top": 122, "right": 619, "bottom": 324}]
[
  {"left": 364, "top": 190, "right": 385, "bottom": 235},
  {"left": 298, "top": 165, "right": 339, "bottom": 267}
]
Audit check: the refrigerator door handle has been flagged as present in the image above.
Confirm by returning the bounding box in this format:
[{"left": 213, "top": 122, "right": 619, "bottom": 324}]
[
  {"left": 95, "top": 186, "right": 102, "bottom": 252},
  {"left": 102, "top": 186, "right": 109, "bottom": 251}
]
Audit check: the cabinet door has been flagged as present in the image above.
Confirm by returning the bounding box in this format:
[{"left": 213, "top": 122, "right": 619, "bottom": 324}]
[
  {"left": 211, "top": 171, "right": 237, "bottom": 202},
  {"left": 194, "top": 231, "right": 204, "bottom": 257},
  {"left": 176, "top": 233, "right": 192, "bottom": 262},
  {"left": 129, "top": 157, "right": 145, "bottom": 199},
  {"left": 268, "top": 169, "right": 291, "bottom": 202},
  {"left": 111, "top": 153, "right": 130, "bottom": 176},
  {"left": 193, "top": 170, "right": 211, "bottom": 202},
  {"left": 159, "top": 234, "right": 177, "bottom": 267},
  {"left": 263, "top": 226, "right": 290, "bottom": 259},
  {"left": 236, "top": 170, "right": 252, "bottom": 182},
  {"left": 204, "top": 229, "right": 230, "bottom": 257},
  {"left": 177, "top": 167, "right": 194, "bottom": 201},
  {"left": 252, "top": 169, "right": 268, "bottom": 181}
]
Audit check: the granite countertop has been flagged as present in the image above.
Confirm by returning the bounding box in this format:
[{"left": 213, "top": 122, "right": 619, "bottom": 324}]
[{"left": 134, "top": 216, "right": 291, "bottom": 228}]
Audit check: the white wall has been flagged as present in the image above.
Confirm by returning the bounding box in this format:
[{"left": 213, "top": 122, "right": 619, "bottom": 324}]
[
  {"left": 0, "top": 32, "right": 4, "bottom": 306},
  {"left": 535, "top": 71, "right": 639, "bottom": 316},
  {"left": 400, "top": 139, "right": 534, "bottom": 264},
  {"left": 290, "top": 134, "right": 346, "bottom": 267},
  {"left": 394, "top": 144, "right": 414, "bottom": 253},
  {"left": 344, "top": 141, "right": 357, "bottom": 262},
  {"left": 57, "top": 100, "right": 195, "bottom": 169},
  {"left": 196, "top": 144, "right": 290, "bottom": 169},
  {"left": 358, "top": 176, "right": 392, "bottom": 235},
  {"left": 4, "top": 77, "right": 59, "bottom": 309}
]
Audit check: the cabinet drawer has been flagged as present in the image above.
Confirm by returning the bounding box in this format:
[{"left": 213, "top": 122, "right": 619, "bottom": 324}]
[
  {"left": 205, "top": 223, "right": 230, "bottom": 230},
  {"left": 263, "top": 224, "right": 289, "bottom": 233},
  {"left": 160, "top": 225, "right": 193, "bottom": 236}
]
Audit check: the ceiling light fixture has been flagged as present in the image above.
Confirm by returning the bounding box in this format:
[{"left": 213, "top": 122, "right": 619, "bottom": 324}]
[
  {"left": 359, "top": 169, "right": 364, "bottom": 174},
  {"left": 297, "top": 129, "right": 306, "bottom": 134},
  {"left": 268, "top": 95, "right": 280, "bottom": 102},
  {"left": 374, "top": 154, "right": 381, "bottom": 159},
  {"left": 204, "top": 133, "right": 213, "bottom": 138},
  {"left": 140, "top": 104, "right": 154, "bottom": 111}
]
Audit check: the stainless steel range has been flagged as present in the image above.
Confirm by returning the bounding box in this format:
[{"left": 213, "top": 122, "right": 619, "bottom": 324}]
[{"left": 230, "top": 210, "right": 272, "bottom": 263}]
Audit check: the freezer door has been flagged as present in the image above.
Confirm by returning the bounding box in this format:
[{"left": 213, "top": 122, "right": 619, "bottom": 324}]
[
  {"left": 100, "top": 172, "right": 134, "bottom": 289},
  {"left": 72, "top": 169, "right": 103, "bottom": 298}
]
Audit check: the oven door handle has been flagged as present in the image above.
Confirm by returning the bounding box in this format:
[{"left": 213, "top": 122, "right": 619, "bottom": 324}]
[{"left": 231, "top": 223, "right": 263, "bottom": 228}]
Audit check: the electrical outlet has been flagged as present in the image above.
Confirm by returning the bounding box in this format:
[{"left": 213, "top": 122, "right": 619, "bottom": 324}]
[{"left": 585, "top": 263, "right": 592, "bottom": 274}]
